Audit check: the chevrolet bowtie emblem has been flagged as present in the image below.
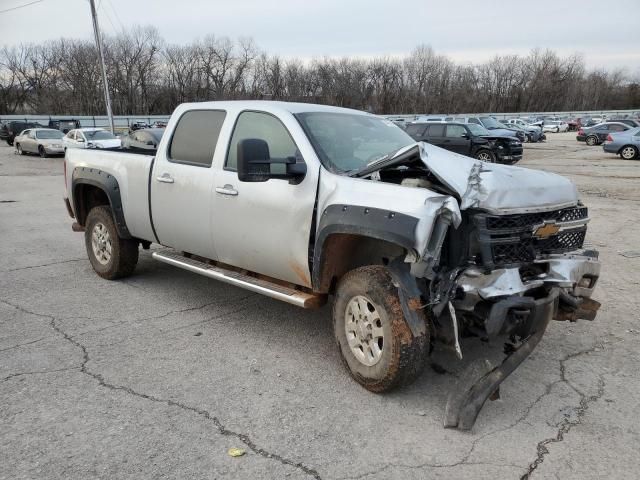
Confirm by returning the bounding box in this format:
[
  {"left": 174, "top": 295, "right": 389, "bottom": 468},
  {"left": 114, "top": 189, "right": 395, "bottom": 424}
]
[{"left": 533, "top": 221, "right": 560, "bottom": 239}]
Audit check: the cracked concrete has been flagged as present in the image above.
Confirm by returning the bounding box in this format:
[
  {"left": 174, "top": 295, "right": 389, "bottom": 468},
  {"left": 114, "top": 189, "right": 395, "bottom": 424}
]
[{"left": 2, "top": 135, "right": 640, "bottom": 479}]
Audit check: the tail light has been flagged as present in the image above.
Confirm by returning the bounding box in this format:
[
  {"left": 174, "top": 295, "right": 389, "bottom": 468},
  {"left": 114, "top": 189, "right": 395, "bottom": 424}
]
[
  {"left": 606, "top": 134, "right": 613, "bottom": 142},
  {"left": 63, "top": 157, "right": 67, "bottom": 190}
]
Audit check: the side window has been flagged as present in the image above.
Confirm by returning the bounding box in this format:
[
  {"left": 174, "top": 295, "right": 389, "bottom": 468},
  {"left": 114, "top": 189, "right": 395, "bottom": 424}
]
[
  {"left": 427, "top": 124, "right": 445, "bottom": 136},
  {"left": 468, "top": 118, "right": 481, "bottom": 125},
  {"left": 610, "top": 124, "right": 625, "bottom": 132},
  {"left": 405, "top": 124, "right": 426, "bottom": 137},
  {"left": 66, "top": 130, "right": 74, "bottom": 139},
  {"left": 22, "top": 129, "right": 30, "bottom": 137},
  {"left": 226, "top": 111, "right": 298, "bottom": 172},
  {"left": 446, "top": 125, "right": 467, "bottom": 138},
  {"left": 168, "top": 110, "right": 226, "bottom": 167}
]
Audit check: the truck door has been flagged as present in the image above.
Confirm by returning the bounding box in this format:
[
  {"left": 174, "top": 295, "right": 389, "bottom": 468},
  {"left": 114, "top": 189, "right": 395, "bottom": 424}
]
[
  {"left": 150, "top": 109, "right": 226, "bottom": 260},
  {"left": 210, "top": 110, "right": 318, "bottom": 287}
]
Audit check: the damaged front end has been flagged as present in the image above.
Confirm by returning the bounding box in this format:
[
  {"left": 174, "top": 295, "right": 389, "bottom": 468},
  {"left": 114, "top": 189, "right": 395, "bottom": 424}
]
[{"left": 367, "top": 143, "right": 602, "bottom": 430}]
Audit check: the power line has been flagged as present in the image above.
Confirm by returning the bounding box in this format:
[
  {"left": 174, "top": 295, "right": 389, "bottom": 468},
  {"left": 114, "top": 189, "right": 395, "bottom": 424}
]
[{"left": 0, "top": 0, "right": 44, "bottom": 14}]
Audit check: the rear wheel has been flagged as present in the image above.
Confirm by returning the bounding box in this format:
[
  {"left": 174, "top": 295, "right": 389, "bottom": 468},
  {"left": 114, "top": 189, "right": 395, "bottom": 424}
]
[
  {"left": 585, "top": 135, "right": 599, "bottom": 146},
  {"left": 38, "top": 145, "right": 48, "bottom": 158},
  {"left": 84, "top": 206, "right": 138, "bottom": 279},
  {"left": 16, "top": 143, "right": 23, "bottom": 155},
  {"left": 333, "top": 266, "right": 430, "bottom": 393},
  {"left": 475, "top": 149, "right": 496, "bottom": 163},
  {"left": 620, "top": 145, "right": 639, "bottom": 160}
]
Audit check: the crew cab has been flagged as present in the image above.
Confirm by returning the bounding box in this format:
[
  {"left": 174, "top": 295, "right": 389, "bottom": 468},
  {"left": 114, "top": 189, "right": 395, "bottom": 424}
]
[
  {"left": 63, "top": 101, "right": 601, "bottom": 430},
  {"left": 404, "top": 121, "right": 523, "bottom": 163}
]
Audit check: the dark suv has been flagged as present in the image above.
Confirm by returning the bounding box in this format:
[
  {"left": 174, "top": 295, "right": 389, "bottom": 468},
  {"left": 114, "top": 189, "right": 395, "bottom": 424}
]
[
  {"left": 0, "top": 121, "right": 44, "bottom": 145},
  {"left": 405, "top": 122, "right": 523, "bottom": 164}
]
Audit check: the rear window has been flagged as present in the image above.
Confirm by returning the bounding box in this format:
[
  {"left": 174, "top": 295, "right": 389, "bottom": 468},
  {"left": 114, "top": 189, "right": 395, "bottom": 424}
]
[
  {"left": 169, "top": 110, "right": 226, "bottom": 167},
  {"left": 426, "top": 124, "right": 445, "bottom": 136}
]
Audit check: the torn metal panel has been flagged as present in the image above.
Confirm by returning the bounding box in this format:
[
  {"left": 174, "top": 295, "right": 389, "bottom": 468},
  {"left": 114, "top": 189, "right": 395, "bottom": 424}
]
[{"left": 417, "top": 142, "right": 580, "bottom": 214}]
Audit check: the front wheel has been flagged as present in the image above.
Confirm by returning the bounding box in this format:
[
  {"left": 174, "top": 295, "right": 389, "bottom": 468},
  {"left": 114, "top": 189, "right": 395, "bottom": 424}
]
[
  {"left": 38, "top": 145, "right": 48, "bottom": 158},
  {"left": 585, "top": 135, "right": 599, "bottom": 146},
  {"left": 333, "top": 266, "right": 430, "bottom": 393},
  {"left": 84, "top": 206, "right": 139, "bottom": 280},
  {"left": 475, "top": 149, "right": 496, "bottom": 163},
  {"left": 620, "top": 145, "right": 639, "bottom": 160}
]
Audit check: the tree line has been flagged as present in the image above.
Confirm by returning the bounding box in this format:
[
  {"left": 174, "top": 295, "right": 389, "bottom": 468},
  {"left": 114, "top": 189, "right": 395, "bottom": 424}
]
[{"left": 1, "top": 26, "right": 638, "bottom": 116}]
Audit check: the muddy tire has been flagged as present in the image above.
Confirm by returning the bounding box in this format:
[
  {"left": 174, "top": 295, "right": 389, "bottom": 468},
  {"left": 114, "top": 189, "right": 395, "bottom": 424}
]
[
  {"left": 16, "top": 143, "right": 23, "bottom": 155},
  {"left": 585, "top": 135, "right": 599, "bottom": 146},
  {"left": 333, "top": 265, "right": 429, "bottom": 393},
  {"left": 84, "top": 205, "right": 138, "bottom": 280}
]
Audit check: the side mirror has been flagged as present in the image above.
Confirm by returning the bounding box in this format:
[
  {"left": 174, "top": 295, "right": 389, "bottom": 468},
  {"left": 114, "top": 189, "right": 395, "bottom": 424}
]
[
  {"left": 146, "top": 140, "right": 154, "bottom": 146},
  {"left": 461, "top": 133, "right": 469, "bottom": 139},
  {"left": 237, "top": 138, "right": 307, "bottom": 183}
]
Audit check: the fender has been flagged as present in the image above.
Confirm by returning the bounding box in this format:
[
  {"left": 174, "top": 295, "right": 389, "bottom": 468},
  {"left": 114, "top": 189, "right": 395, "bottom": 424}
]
[
  {"left": 71, "top": 166, "right": 132, "bottom": 239},
  {"left": 311, "top": 204, "right": 418, "bottom": 290}
]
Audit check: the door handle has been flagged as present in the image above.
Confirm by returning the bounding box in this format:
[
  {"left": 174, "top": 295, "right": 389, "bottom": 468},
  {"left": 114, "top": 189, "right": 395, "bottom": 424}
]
[
  {"left": 156, "top": 173, "right": 174, "bottom": 184},
  {"left": 215, "top": 184, "right": 238, "bottom": 196}
]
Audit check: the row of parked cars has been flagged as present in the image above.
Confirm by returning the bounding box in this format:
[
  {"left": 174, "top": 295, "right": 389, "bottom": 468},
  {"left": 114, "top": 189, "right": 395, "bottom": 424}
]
[
  {"left": 574, "top": 119, "right": 640, "bottom": 160},
  {"left": 10, "top": 126, "right": 166, "bottom": 158}
]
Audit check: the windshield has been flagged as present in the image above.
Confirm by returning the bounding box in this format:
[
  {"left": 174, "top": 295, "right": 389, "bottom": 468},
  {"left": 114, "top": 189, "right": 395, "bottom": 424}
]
[
  {"left": 36, "top": 130, "right": 64, "bottom": 139},
  {"left": 479, "top": 117, "right": 504, "bottom": 129},
  {"left": 85, "top": 130, "right": 116, "bottom": 140},
  {"left": 295, "top": 112, "right": 415, "bottom": 173},
  {"left": 467, "top": 123, "right": 491, "bottom": 136}
]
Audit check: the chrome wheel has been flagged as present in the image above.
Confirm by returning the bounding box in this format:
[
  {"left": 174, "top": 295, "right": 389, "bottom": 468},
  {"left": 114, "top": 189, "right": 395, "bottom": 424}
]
[
  {"left": 476, "top": 151, "right": 493, "bottom": 162},
  {"left": 586, "top": 136, "right": 597, "bottom": 146},
  {"left": 91, "top": 222, "right": 112, "bottom": 265},
  {"left": 621, "top": 146, "right": 637, "bottom": 160},
  {"left": 344, "top": 295, "right": 384, "bottom": 367}
]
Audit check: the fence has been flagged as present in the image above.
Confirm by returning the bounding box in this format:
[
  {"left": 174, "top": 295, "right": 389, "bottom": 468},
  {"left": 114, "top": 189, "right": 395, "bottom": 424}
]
[{"left": 1, "top": 109, "right": 639, "bottom": 129}]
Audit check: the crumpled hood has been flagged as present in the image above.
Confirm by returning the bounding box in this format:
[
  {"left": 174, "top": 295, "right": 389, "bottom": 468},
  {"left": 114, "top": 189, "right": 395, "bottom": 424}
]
[{"left": 418, "top": 142, "right": 579, "bottom": 214}]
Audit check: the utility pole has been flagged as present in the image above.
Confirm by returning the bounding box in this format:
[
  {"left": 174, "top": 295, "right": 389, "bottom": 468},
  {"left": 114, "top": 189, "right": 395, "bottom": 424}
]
[{"left": 88, "top": 0, "right": 115, "bottom": 134}]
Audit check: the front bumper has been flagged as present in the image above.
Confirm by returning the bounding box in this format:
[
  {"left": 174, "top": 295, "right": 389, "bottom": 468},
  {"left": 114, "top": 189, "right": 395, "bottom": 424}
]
[
  {"left": 45, "top": 145, "right": 64, "bottom": 154},
  {"left": 576, "top": 135, "right": 587, "bottom": 142},
  {"left": 455, "top": 251, "right": 600, "bottom": 314}
]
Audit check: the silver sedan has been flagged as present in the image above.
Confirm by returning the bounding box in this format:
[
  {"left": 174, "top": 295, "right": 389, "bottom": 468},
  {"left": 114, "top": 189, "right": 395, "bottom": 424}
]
[
  {"left": 14, "top": 128, "right": 65, "bottom": 157},
  {"left": 602, "top": 127, "right": 640, "bottom": 160}
]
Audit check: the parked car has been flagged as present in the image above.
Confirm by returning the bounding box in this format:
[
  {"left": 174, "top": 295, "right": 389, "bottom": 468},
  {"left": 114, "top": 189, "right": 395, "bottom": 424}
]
[
  {"left": 48, "top": 119, "right": 81, "bottom": 134},
  {"left": 602, "top": 127, "right": 640, "bottom": 160},
  {"left": 576, "top": 122, "right": 632, "bottom": 146},
  {"left": 503, "top": 121, "right": 544, "bottom": 142},
  {"left": 607, "top": 118, "right": 640, "bottom": 128},
  {"left": 63, "top": 128, "right": 122, "bottom": 150},
  {"left": 405, "top": 122, "right": 523, "bottom": 163},
  {"left": 151, "top": 120, "right": 168, "bottom": 128},
  {"left": 543, "top": 120, "right": 569, "bottom": 133},
  {"left": 129, "top": 121, "right": 150, "bottom": 132},
  {"left": 454, "top": 116, "right": 526, "bottom": 142},
  {"left": 13, "top": 128, "right": 65, "bottom": 157},
  {"left": 504, "top": 118, "right": 542, "bottom": 134},
  {"left": 63, "top": 101, "right": 601, "bottom": 432},
  {"left": 121, "top": 128, "right": 165, "bottom": 152},
  {"left": 0, "top": 120, "right": 44, "bottom": 145}
]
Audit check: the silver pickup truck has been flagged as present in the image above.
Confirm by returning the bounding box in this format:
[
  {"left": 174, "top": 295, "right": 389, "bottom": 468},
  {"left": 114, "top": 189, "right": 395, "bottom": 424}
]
[{"left": 63, "top": 101, "right": 601, "bottom": 429}]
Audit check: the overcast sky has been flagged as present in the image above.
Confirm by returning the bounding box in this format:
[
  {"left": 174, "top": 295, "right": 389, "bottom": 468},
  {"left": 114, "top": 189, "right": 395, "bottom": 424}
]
[{"left": 1, "top": 0, "right": 639, "bottom": 74}]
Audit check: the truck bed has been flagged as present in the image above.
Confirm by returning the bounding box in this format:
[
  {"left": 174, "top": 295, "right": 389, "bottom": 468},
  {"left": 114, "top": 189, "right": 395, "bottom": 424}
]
[{"left": 65, "top": 148, "right": 156, "bottom": 243}]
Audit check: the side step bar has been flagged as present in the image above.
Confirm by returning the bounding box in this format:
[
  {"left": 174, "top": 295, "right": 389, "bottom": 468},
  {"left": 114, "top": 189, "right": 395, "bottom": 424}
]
[{"left": 152, "top": 250, "right": 326, "bottom": 309}]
